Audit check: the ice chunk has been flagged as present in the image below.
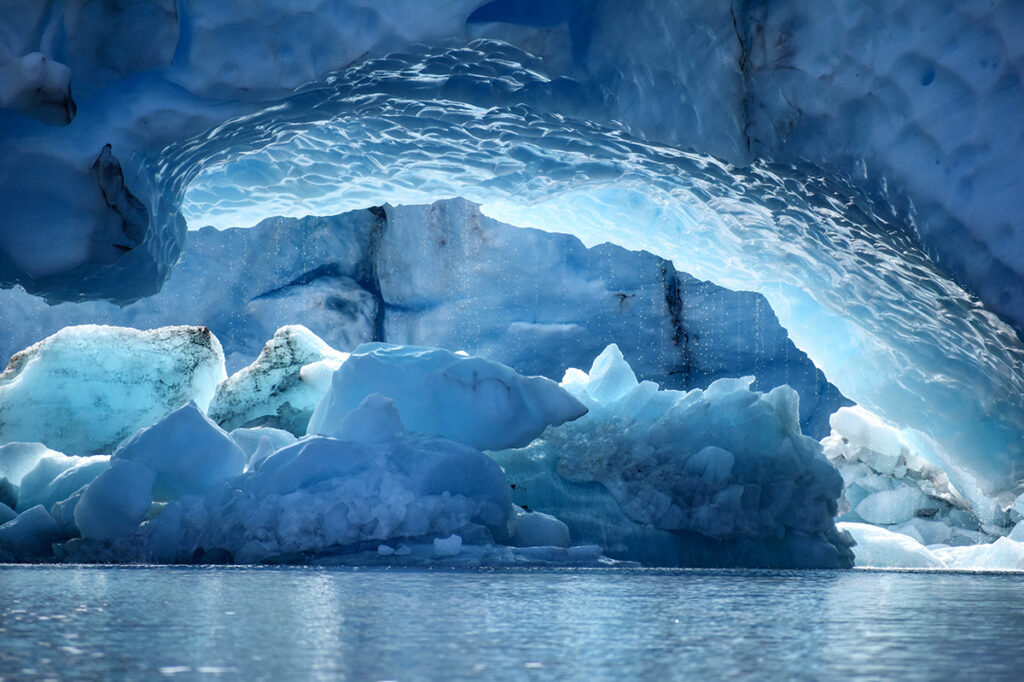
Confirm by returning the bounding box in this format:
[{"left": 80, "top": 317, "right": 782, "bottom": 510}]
[
  {"left": 823, "top": 405, "right": 988, "bottom": 537},
  {"left": 75, "top": 460, "right": 156, "bottom": 541},
  {"left": 837, "top": 522, "right": 946, "bottom": 569},
  {"left": 308, "top": 343, "right": 587, "bottom": 451},
  {"left": 144, "top": 431, "right": 513, "bottom": 564},
  {"left": 511, "top": 508, "right": 571, "bottom": 548},
  {"left": 113, "top": 402, "right": 246, "bottom": 501},
  {"left": 934, "top": 537, "right": 1024, "bottom": 572},
  {"left": 209, "top": 325, "right": 348, "bottom": 435},
  {"left": 855, "top": 488, "right": 931, "bottom": 526},
  {"left": 433, "top": 534, "right": 463, "bottom": 557},
  {"left": 493, "top": 345, "right": 853, "bottom": 568},
  {"left": 0, "top": 501, "right": 16, "bottom": 525},
  {"left": 229, "top": 427, "right": 297, "bottom": 467},
  {"left": 0, "top": 326, "right": 226, "bottom": 454},
  {"left": 17, "top": 454, "right": 109, "bottom": 512},
  {"left": 0, "top": 477, "right": 16, "bottom": 509},
  {"left": 0, "top": 504, "right": 62, "bottom": 561},
  {"left": 583, "top": 344, "right": 639, "bottom": 404},
  {"left": 0, "top": 442, "right": 64, "bottom": 486},
  {"left": 333, "top": 394, "right": 404, "bottom": 444}
]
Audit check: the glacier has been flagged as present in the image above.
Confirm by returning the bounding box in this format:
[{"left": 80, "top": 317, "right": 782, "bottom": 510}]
[{"left": 0, "top": 1, "right": 1023, "bottom": 568}]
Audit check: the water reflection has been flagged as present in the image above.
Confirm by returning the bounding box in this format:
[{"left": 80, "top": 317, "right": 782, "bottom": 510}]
[{"left": 1, "top": 566, "right": 1021, "bottom": 680}]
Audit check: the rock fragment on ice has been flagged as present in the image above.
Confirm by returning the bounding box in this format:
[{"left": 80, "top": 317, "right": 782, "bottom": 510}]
[
  {"left": 308, "top": 343, "right": 587, "bottom": 451},
  {"left": 209, "top": 325, "right": 348, "bottom": 435},
  {"left": 112, "top": 402, "right": 246, "bottom": 501},
  {"left": 0, "top": 325, "right": 227, "bottom": 454}
]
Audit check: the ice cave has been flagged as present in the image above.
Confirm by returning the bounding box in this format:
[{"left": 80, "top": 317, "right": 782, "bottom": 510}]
[{"left": 1, "top": 0, "right": 1024, "bottom": 578}]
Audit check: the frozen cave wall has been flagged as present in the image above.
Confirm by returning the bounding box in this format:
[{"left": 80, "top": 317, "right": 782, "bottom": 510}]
[{"left": 0, "top": 198, "right": 848, "bottom": 439}]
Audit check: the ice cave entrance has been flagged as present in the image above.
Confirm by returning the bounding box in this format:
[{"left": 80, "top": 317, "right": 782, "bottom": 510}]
[{"left": 173, "top": 69, "right": 1024, "bottom": 517}]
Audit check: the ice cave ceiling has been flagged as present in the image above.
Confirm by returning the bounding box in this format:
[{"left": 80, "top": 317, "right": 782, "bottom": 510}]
[{"left": 1, "top": 1, "right": 1023, "bottom": 504}]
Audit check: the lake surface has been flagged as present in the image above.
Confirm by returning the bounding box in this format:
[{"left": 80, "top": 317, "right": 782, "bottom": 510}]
[{"left": 1, "top": 565, "right": 1022, "bottom": 680}]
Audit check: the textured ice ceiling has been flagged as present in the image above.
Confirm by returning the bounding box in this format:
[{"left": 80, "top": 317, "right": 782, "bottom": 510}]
[{"left": 1, "top": 1, "right": 1023, "bottom": 500}]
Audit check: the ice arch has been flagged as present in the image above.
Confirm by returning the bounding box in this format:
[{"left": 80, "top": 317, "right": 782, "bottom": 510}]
[{"left": 174, "top": 44, "right": 1023, "bottom": 506}]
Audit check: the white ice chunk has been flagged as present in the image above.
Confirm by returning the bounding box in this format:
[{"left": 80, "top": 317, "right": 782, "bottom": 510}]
[
  {"left": 113, "top": 402, "right": 246, "bottom": 501},
  {"left": 17, "top": 454, "right": 109, "bottom": 512},
  {"left": 0, "top": 325, "right": 226, "bottom": 454},
  {"left": 333, "top": 394, "right": 404, "bottom": 444},
  {"left": 229, "top": 426, "right": 297, "bottom": 467},
  {"left": 837, "top": 522, "right": 946, "bottom": 569},
  {"left": 75, "top": 460, "right": 156, "bottom": 541},
  {"left": 855, "top": 487, "right": 930, "bottom": 526},
  {"left": 934, "top": 537, "right": 1024, "bottom": 572},
  {"left": 433, "top": 534, "right": 463, "bottom": 557},
  {"left": 209, "top": 325, "right": 348, "bottom": 435},
  {"left": 308, "top": 343, "right": 587, "bottom": 451},
  {"left": 0, "top": 442, "right": 63, "bottom": 487}
]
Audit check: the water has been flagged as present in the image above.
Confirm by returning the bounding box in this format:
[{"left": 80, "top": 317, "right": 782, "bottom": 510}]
[{"left": 1, "top": 566, "right": 1022, "bottom": 680}]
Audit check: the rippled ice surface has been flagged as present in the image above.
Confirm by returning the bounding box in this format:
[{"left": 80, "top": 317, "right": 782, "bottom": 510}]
[
  {"left": 2, "top": 566, "right": 1022, "bottom": 680},
  {"left": 168, "top": 42, "right": 1024, "bottom": 499}
]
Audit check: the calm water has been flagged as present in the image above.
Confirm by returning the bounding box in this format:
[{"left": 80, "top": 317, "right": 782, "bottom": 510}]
[{"left": 1, "top": 566, "right": 1022, "bottom": 680}]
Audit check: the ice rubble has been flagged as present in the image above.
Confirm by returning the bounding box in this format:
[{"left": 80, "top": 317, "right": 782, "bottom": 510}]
[
  {"left": 838, "top": 522, "right": 1024, "bottom": 572},
  {"left": 0, "top": 325, "right": 226, "bottom": 454},
  {"left": 823, "top": 406, "right": 998, "bottom": 542},
  {"left": 0, "top": 332, "right": 856, "bottom": 568},
  {"left": 0, "top": 199, "right": 848, "bottom": 439}
]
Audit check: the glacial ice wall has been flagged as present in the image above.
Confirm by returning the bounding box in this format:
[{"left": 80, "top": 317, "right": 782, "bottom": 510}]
[
  {"left": 1, "top": 2, "right": 1023, "bottom": 498},
  {"left": 0, "top": 199, "right": 849, "bottom": 439}
]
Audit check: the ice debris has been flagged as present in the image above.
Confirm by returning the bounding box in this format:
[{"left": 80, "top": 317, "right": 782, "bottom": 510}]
[
  {"left": 492, "top": 344, "right": 854, "bottom": 568},
  {"left": 823, "top": 406, "right": 994, "bottom": 545}
]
